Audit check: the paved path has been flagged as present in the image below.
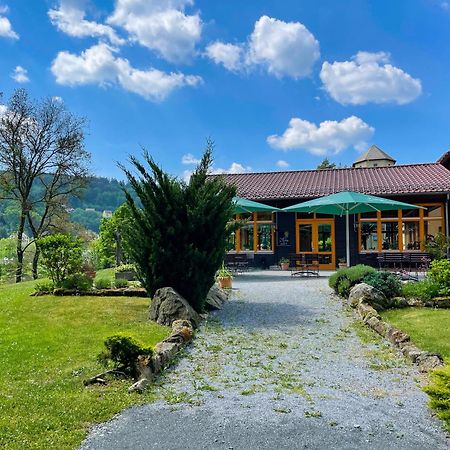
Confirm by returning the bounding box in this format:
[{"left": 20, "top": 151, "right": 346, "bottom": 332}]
[{"left": 81, "top": 272, "right": 449, "bottom": 450}]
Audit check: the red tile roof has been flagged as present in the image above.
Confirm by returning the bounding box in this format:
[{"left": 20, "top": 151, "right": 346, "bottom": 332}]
[{"left": 219, "top": 163, "right": 450, "bottom": 200}]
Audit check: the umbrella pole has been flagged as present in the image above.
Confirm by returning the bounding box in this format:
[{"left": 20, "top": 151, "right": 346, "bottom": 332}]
[{"left": 346, "top": 213, "right": 350, "bottom": 267}]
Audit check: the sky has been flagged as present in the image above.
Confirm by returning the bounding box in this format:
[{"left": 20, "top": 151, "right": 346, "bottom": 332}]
[{"left": 1, "top": 0, "right": 450, "bottom": 180}]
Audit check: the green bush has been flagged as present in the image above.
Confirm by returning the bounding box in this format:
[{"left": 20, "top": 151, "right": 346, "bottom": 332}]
[
  {"left": 115, "top": 264, "right": 136, "bottom": 273},
  {"left": 95, "top": 277, "right": 112, "bottom": 290},
  {"left": 38, "top": 234, "right": 83, "bottom": 287},
  {"left": 34, "top": 280, "right": 54, "bottom": 294},
  {"left": 428, "top": 259, "right": 450, "bottom": 295},
  {"left": 424, "top": 366, "right": 450, "bottom": 431},
  {"left": 123, "top": 140, "right": 236, "bottom": 313},
  {"left": 363, "top": 271, "right": 402, "bottom": 299},
  {"left": 98, "top": 334, "right": 153, "bottom": 378},
  {"left": 61, "top": 273, "right": 93, "bottom": 292},
  {"left": 402, "top": 280, "right": 441, "bottom": 301},
  {"left": 114, "top": 278, "right": 129, "bottom": 288},
  {"left": 329, "top": 264, "right": 376, "bottom": 297}
]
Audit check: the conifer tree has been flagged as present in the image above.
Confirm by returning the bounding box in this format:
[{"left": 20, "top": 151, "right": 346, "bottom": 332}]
[{"left": 122, "top": 140, "right": 235, "bottom": 312}]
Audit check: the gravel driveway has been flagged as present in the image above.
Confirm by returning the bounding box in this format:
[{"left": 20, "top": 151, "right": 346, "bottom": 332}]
[{"left": 81, "top": 271, "right": 449, "bottom": 450}]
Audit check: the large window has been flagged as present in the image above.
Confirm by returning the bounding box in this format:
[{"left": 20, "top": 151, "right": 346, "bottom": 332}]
[
  {"left": 358, "top": 203, "right": 444, "bottom": 252},
  {"left": 229, "top": 212, "right": 275, "bottom": 252}
]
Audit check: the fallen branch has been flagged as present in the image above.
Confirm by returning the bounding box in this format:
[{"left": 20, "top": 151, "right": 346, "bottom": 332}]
[{"left": 83, "top": 369, "right": 127, "bottom": 386}]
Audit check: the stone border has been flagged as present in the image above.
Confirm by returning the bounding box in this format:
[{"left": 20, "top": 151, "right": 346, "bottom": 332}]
[
  {"left": 128, "top": 284, "right": 229, "bottom": 393},
  {"left": 128, "top": 319, "right": 194, "bottom": 393},
  {"left": 346, "top": 288, "right": 444, "bottom": 373},
  {"left": 32, "top": 288, "right": 147, "bottom": 297}
]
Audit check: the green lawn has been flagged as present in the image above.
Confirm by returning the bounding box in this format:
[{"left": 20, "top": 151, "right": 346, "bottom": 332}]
[
  {"left": 0, "top": 279, "right": 169, "bottom": 449},
  {"left": 381, "top": 308, "right": 450, "bottom": 360},
  {"left": 381, "top": 308, "right": 450, "bottom": 430}
]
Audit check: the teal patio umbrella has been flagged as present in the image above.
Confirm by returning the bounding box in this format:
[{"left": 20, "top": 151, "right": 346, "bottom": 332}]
[
  {"left": 233, "top": 196, "right": 280, "bottom": 214},
  {"left": 283, "top": 191, "right": 422, "bottom": 267}
]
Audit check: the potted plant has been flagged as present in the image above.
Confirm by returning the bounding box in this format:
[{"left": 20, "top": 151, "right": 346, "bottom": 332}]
[
  {"left": 279, "top": 257, "right": 290, "bottom": 271},
  {"left": 216, "top": 264, "right": 233, "bottom": 289},
  {"left": 338, "top": 258, "right": 347, "bottom": 269}
]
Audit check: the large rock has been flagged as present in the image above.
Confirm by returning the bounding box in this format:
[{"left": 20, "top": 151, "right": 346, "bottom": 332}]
[
  {"left": 348, "top": 283, "right": 389, "bottom": 311},
  {"left": 149, "top": 287, "right": 201, "bottom": 328},
  {"left": 205, "top": 284, "right": 228, "bottom": 310}
]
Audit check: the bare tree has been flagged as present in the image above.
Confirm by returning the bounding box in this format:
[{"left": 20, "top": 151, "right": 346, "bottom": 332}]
[{"left": 0, "top": 89, "right": 90, "bottom": 282}]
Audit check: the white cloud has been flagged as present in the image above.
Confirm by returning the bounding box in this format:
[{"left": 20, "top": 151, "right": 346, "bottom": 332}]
[
  {"left": 267, "top": 115, "right": 374, "bottom": 156},
  {"left": 275, "top": 160, "right": 289, "bottom": 168},
  {"left": 11, "top": 66, "right": 29, "bottom": 83},
  {"left": 108, "top": 0, "right": 202, "bottom": 63},
  {"left": 211, "top": 162, "right": 251, "bottom": 174},
  {"left": 49, "top": 1, "right": 124, "bottom": 45},
  {"left": 206, "top": 16, "right": 319, "bottom": 78},
  {"left": 0, "top": 104, "right": 7, "bottom": 116},
  {"left": 320, "top": 51, "right": 422, "bottom": 105},
  {"left": 183, "top": 160, "right": 250, "bottom": 181},
  {"left": 181, "top": 153, "right": 201, "bottom": 164},
  {"left": 51, "top": 43, "right": 202, "bottom": 102},
  {"left": 0, "top": 6, "right": 18, "bottom": 39},
  {"left": 205, "top": 41, "right": 244, "bottom": 71},
  {"left": 247, "top": 16, "right": 320, "bottom": 78}
]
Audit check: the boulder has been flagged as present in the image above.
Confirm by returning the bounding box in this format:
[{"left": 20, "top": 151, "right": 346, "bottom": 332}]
[
  {"left": 205, "top": 284, "right": 228, "bottom": 310},
  {"left": 385, "top": 327, "right": 410, "bottom": 346},
  {"left": 416, "top": 352, "right": 444, "bottom": 372},
  {"left": 171, "top": 319, "right": 194, "bottom": 343},
  {"left": 149, "top": 287, "right": 201, "bottom": 328},
  {"left": 366, "top": 316, "right": 388, "bottom": 336},
  {"left": 348, "top": 283, "right": 389, "bottom": 311},
  {"left": 356, "top": 303, "right": 380, "bottom": 322}
]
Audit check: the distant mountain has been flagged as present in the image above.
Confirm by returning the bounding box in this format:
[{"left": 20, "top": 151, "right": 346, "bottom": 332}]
[{"left": 0, "top": 176, "right": 134, "bottom": 237}]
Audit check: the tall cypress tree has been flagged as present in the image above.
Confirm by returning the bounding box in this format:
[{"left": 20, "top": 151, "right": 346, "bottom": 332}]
[{"left": 121, "top": 140, "right": 236, "bottom": 312}]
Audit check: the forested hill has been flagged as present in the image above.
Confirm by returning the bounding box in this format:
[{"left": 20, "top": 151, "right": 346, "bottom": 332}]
[
  {"left": 69, "top": 176, "right": 129, "bottom": 211},
  {"left": 0, "top": 176, "right": 134, "bottom": 237}
]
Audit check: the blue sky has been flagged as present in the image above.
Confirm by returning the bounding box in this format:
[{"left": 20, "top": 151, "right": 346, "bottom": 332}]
[{"left": 1, "top": 0, "right": 450, "bottom": 179}]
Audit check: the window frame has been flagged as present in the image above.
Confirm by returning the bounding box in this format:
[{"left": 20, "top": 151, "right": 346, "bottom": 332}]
[
  {"left": 230, "top": 212, "right": 275, "bottom": 253},
  {"left": 358, "top": 202, "right": 445, "bottom": 253}
]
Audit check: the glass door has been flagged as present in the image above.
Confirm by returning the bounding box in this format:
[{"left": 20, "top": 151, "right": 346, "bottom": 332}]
[{"left": 296, "top": 219, "right": 335, "bottom": 269}]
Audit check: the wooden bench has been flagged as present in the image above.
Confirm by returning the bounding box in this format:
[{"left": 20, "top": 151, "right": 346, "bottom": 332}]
[{"left": 377, "top": 252, "right": 430, "bottom": 280}]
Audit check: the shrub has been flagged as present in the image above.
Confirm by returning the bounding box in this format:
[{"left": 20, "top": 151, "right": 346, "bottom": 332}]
[
  {"left": 95, "top": 277, "right": 112, "bottom": 290},
  {"left": 114, "top": 278, "right": 129, "bottom": 288},
  {"left": 424, "top": 366, "right": 450, "bottom": 431},
  {"left": 122, "top": 140, "right": 236, "bottom": 313},
  {"left": 425, "top": 232, "right": 450, "bottom": 260},
  {"left": 115, "top": 264, "right": 136, "bottom": 273},
  {"left": 329, "top": 264, "right": 376, "bottom": 297},
  {"left": 363, "top": 271, "right": 402, "bottom": 299},
  {"left": 38, "top": 234, "right": 83, "bottom": 287},
  {"left": 61, "top": 273, "right": 93, "bottom": 292},
  {"left": 98, "top": 334, "right": 153, "bottom": 378},
  {"left": 34, "top": 280, "right": 54, "bottom": 294},
  {"left": 402, "top": 280, "right": 441, "bottom": 301},
  {"left": 428, "top": 259, "right": 450, "bottom": 295}
]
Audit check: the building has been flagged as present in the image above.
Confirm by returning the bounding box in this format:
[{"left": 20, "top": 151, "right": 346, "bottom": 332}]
[
  {"left": 352, "top": 145, "right": 396, "bottom": 168},
  {"left": 222, "top": 148, "right": 450, "bottom": 269}
]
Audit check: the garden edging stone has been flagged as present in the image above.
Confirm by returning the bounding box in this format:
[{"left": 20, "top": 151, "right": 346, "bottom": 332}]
[
  {"left": 348, "top": 283, "right": 444, "bottom": 372},
  {"left": 129, "top": 319, "right": 194, "bottom": 393}
]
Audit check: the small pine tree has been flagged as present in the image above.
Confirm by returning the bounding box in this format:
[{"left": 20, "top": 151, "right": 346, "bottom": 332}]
[
  {"left": 316, "top": 158, "right": 336, "bottom": 170},
  {"left": 121, "top": 140, "right": 236, "bottom": 312}
]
